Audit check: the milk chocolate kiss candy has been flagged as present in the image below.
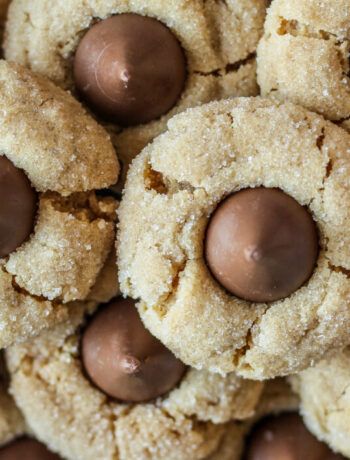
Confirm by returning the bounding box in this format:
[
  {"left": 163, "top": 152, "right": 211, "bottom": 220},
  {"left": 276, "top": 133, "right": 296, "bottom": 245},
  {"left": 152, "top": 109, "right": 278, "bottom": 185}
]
[
  {"left": 74, "top": 14, "right": 187, "bottom": 126},
  {"left": 0, "top": 438, "right": 61, "bottom": 460},
  {"left": 82, "top": 298, "right": 186, "bottom": 402},
  {"left": 205, "top": 188, "right": 318, "bottom": 303},
  {"left": 0, "top": 155, "right": 37, "bottom": 258},
  {"left": 244, "top": 413, "right": 345, "bottom": 460}
]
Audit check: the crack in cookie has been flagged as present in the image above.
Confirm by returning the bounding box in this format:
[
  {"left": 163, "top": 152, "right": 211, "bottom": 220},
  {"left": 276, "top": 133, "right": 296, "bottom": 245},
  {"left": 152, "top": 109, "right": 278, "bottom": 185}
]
[
  {"left": 0, "top": 61, "right": 119, "bottom": 347},
  {"left": 5, "top": 0, "right": 268, "bottom": 191},
  {"left": 118, "top": 97, "right": 350, "bottom": 378},
  {"left": 258, "top": 0, "right": 350, "bottom": 123},
  {"left": 5, "top": 302, "right": 262, "bottom": 460}
]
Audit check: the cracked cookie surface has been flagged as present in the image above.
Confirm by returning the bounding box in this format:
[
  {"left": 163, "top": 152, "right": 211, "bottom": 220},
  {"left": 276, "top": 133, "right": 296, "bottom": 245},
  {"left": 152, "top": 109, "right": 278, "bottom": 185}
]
[
  {"left": 117, "top": 97, "right": 350, "bottom": 379},
  {"left": 5, "top": 302, "right": 262, "bottom": 460},
  {"left": 290, "top": 348, "right": 350, "bottom": 458},
  {"left": 5, "top": 0, "right": 268, "bottom": 188},
  {"left": 257, "top": 0, "right": 350, "bottom": 131},
  {"left": 0, "top": 60, "right": 119, "bottom": 348}
]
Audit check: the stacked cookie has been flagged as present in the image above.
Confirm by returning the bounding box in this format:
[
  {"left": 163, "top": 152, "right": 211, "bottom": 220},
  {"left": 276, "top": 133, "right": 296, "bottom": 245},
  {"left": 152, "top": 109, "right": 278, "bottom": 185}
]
[{"left": 0, "top": 0, "right": 348, "bottom": 459}]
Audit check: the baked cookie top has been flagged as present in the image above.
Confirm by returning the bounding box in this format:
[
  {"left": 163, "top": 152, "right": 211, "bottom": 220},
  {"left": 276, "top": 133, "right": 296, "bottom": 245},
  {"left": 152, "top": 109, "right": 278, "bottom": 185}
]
[
  {"left": 5, "top": 0, "right": 268, "bottom": 188},
  {"left": 6, "top": 300, "right": 262, "bottom": 460},
  {"left": 290, "top": 348, "right": 350, "bottom": 458},
  {"left": 0, "top": 60, "right": 119, "bottom": 348},
  {"left": 117, "top": 97, "right": 350, "bottom": 379},
  {"left": 0, "top": 369, "right": 64, "bottom": 459},
  {"left": 257, "top": 0, "right": 350, "bottom": 125}
]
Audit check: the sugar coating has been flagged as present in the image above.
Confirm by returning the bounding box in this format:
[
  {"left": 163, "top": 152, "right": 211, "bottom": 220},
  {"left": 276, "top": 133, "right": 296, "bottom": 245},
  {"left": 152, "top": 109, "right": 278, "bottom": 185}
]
[
  {"left": 290, "top": 348, "right": 350, "bottom": 458},
  {"left": 257, "top": 0, "right": 350, "bottom": 125},
  {"left": 0, "top": 267, "right": 69, "bottom": 349},
  {"left": 5, "top": 0, "right": 268, "bottom": 184},
  {"left": 5, "top": 194, "right": 116, "bottom": 303},
  {"left": 0, "top": 235, "right": 117, "bottom": 351},
  {"left": 6, "top": 303, "right": 262, "bottom": 460},
  {"left": 0, "top": 61, "right": 119, "bottom": 348},
  {"left": 0, "top": 61, "right": 119, "bottom": 193},
  {"left": 117, "top": 97, "right": 350, "bottom": 379}
]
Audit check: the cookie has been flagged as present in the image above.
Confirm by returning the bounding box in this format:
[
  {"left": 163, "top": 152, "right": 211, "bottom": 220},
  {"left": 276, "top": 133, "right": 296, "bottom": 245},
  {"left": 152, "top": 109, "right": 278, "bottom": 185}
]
[
  {"left": 117, "top": 97, "right": 350, "bottom": 379},
  {"left": 0, "top": 374, "right": 61, "bottom": 458},
  {"left": 257, "top": 0, "right": 350, "bottom": 130},
  {"left": 254, "top": 378, "right": 299, "bottom": 419},
  {"left": 0, "top": 60, "right": 119, "bottom": 348},
  {"left": 6, "top": 297, "right": 263, "bottom": 460},
  {"left": 0, "top": 368, "right": 65, "bottom": 458},
  {"left": 290, "top": 348, "right": 350, "bottom": 458},
  {"left": 85, "top": 248, "right": 120, "bottom": 305},
  {"left": 5, "top": 0, "right": 268, "bottom": 189},
  {"left": 0, "top": 381, "right": 25, "bottom": 448},
  {"left": 205, "top": 423, "right": 245, "bottom": 460}
]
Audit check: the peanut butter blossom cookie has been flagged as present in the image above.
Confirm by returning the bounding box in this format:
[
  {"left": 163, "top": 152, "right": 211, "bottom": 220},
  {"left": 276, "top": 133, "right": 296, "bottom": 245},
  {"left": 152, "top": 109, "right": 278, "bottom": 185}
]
[
  {"left": 117, "top": 97, "right": 350, "bottom": 379},
  {"left": 290, "top": 348, "right": 350, "bottom": 458},
  {"left": 257, "top": 0, "right": 350, "bottom": 131},
  {"left": 5, "top": 0, "right": 268, "bottom": 188},
  {"left": 6, "top": 298, "right": 263, "bottom": 460},
  {"left": 0, "top": 60, "right": 119, "bottom": 348}
]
